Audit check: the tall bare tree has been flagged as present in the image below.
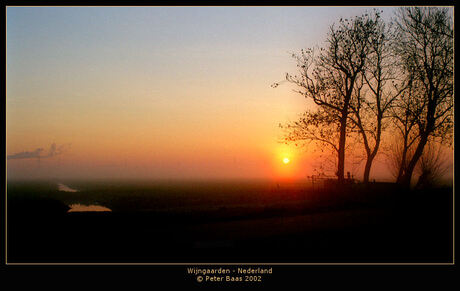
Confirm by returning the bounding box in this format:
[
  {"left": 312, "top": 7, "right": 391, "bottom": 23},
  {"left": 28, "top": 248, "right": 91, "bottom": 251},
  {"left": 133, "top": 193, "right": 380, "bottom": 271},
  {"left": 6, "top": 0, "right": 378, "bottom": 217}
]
[
  {"left": 388, "top": 73, "right": 422, "bottom": 182},
  {"left": 276, "top": 13, "right": 378, "bottom": 183},
  {"left": 348, "top": 11, "right": 403, "bottom": 183},
  {"left": 392, "top": 7, "right": 453, "bottom": 187}
]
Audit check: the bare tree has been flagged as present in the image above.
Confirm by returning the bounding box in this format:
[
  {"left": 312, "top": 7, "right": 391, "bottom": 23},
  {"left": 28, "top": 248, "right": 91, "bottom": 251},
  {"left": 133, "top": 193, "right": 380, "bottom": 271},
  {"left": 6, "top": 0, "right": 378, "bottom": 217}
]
[
  {"left": 348, "top": 11, "right": 403, "bottom": 183},
  {"left": 276, "top": 13, "right": 377, "bottom": 183},
  {"left": 392, "top": 7, "right": 453, "bottom": 187},
  {"left": 388, "top": 75, "right": 422, "bottom": 182}
]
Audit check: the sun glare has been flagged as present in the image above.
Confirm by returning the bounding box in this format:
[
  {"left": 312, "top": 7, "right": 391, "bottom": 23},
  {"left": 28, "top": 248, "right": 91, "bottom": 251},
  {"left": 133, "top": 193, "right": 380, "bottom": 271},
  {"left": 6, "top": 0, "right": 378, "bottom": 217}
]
[{"left": 283, "top": 157, "right": 290, "bottom": 164}]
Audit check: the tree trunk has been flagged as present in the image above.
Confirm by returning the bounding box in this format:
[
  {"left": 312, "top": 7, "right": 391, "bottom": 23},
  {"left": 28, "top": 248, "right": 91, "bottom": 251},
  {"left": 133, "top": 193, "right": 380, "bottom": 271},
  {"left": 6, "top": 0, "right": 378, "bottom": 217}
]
[
  {"left": 396, "top": 145, "right": 407, "bottom": 184},
  {"left": 362, "top": 124, "right": 381, "bottom": 184},
  {"left": 400, "top": 101, "right": 435, "bottom": 187},
  {"left": 336, "top": 115, "right": 347, "bottom": 184},
  {"left": 400, "top": 134, "right": 429, "bottom": 187},
  {"left": 363, "top": 153, "right": 376, "bottom": 184}
]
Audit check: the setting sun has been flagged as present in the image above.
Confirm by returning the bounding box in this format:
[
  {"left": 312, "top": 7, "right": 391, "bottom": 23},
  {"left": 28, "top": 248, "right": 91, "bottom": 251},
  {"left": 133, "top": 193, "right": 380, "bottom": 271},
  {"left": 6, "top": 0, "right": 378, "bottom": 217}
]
[{"left": 283, "top": 157, "right": 290, "bottom": 164}]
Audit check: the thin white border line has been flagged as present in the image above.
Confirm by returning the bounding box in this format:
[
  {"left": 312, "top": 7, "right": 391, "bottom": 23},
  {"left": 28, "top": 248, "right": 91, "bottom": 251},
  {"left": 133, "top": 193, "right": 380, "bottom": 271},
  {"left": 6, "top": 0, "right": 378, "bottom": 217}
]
[{"left": 5, "top": 262, "right": 456, "bottom": 265}]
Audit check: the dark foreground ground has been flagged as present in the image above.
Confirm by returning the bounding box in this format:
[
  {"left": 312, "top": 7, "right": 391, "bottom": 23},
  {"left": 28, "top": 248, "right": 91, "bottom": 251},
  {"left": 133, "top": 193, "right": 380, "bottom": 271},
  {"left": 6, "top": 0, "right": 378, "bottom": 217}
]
[{"left": 6, "top": 180, "right": 453, "bottom": 263}]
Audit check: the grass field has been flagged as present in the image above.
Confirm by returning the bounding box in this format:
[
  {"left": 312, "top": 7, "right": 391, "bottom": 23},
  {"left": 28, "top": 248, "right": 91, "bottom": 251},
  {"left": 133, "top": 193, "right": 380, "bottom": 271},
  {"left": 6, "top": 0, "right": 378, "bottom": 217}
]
[{"left": 6, "top": 179, "right": 453, "bottom": 263}]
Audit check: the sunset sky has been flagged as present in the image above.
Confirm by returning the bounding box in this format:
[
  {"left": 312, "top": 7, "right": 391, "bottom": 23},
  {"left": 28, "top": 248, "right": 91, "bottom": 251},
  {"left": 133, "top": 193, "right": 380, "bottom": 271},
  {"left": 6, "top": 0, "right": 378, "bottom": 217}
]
[{"left": 8, "top": 6, "right": 441, "bottom": 181}]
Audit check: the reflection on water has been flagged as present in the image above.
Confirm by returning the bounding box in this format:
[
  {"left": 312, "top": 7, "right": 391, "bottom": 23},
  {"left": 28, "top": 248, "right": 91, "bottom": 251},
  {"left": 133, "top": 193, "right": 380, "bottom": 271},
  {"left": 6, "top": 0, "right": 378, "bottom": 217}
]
[
  {"left": 58, "top": 183, "right": 78, "bottom": 192},
  {"left": 68, "top": 204, "right": 112, "bottom": 212}
]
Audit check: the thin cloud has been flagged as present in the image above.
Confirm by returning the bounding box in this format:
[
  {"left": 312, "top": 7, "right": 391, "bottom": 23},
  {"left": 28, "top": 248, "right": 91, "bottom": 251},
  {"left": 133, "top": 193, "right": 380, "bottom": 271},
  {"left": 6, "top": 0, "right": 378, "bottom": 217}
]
[
  {"left": 7, "top": 148, "right": 44, "bottom": 160},
  {"left": 7, "top": 143, "right": 71, "bottom": 160}
]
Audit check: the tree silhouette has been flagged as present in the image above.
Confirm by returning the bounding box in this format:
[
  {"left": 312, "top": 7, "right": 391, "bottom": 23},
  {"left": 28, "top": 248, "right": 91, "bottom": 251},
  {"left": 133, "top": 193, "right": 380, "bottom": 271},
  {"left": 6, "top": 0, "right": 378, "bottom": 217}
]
[
  {"left": 347, "top": 11, "right": 403, "bottom": 183},
  {"left": 392, "top": 7, "right": 453, "bottom": 187},
  {"left": 278, "top": 13, "right": 378, "bottom": 183},
  {"left": 388, "top": 73, "right": 421, "bottom": 182},
  {"left": 276, "top": 8, "right": 453, "bottom": 186}
]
